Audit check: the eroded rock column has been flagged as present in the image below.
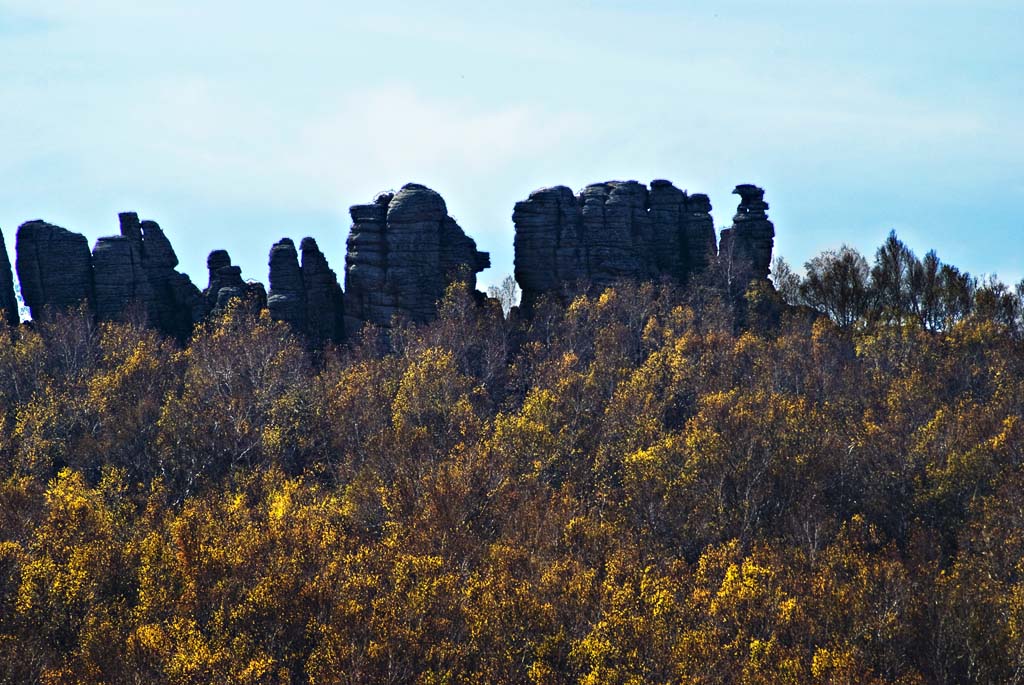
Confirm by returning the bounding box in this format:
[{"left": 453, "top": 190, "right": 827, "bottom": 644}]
[
  {"left": 15, "top": 220, "right": 94, "bottom": 320},
  {"left": 719, "top": 184, "right": 775, "bottom": 282},
  {"left": 345, "top": 183, "right": 489, "bottom": 331}
]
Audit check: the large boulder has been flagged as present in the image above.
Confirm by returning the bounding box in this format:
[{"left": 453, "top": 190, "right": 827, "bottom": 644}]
[
  {"left": 15, "top": 220, "right": 94, "bottom": 319},
  {"left": 345, "top": 183, "right": 489, "bottom": 332}
]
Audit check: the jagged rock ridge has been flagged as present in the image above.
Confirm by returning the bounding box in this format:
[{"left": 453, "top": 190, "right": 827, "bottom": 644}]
[
  {"left": 3, "top": 180, "right": 775, "bottom": 339},
  {"left": 118, "top": 213, "right": 207, "bottom": 339},
  {"left": 14, "top": 214, "right": 206, "bottom": 338}
]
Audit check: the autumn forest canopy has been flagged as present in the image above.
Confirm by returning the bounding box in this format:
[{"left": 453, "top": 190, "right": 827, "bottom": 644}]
[{"left": 1, "top": 231, "right": 1024, "bottom": 684}]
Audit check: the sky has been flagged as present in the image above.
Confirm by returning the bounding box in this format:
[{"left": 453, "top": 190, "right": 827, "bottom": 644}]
[{"left": 1, "top": 0, "right": 1022, "bottom": 292}]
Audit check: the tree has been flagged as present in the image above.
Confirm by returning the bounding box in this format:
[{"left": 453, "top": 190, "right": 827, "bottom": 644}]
[
  {"left": 487, "top": 274, "right": 521, "bottom": 317},
  {"left": 871, "top": 231, "right": 918, "bottom": 324},
  {"left": 770, "top": 256, "right": 802, "bottom": 306},
  {"left": 800, "top": 246, "right": 871, "bottom": 328}
]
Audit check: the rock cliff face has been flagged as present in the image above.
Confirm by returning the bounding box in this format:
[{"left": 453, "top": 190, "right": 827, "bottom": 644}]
[
  {"left": 512, "top": 180, "right": 718, "bottom": 308},
  {"left": 14, "top": 214, "right": 205, "bottom": 336},
  {"left": 15, "top": 220, "right": 95, "bottom": 320},
  {"left": 0, "top": 229, "right": 20, "bottom": 326},
  {"left": 344, "top": 183, "right": 489, "bottom": 332},
  {"left": 719, "top": 184, "right": 775, "bottom": 283}
]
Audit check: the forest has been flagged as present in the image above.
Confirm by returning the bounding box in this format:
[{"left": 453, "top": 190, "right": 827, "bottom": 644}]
[{"left": 1, "top": 231, "right": 1023, "bottom": 684}]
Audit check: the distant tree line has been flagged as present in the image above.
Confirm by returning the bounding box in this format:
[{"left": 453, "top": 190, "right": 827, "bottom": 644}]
[{"left": 773, "top": 230, "right": 1023, "bottom": 333}]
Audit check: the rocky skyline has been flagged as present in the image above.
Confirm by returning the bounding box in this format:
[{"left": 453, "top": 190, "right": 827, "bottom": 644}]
[
  {"left": 3, "top": 180, "right": 775, "bottom": 336},
  {"left": 2, "top": 2, "right": 1021, "bottom": 292}
]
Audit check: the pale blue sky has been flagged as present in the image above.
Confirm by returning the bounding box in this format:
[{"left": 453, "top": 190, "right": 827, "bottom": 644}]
[{"left": 1, "top": 0, "right": 1021, "bottom": 290}]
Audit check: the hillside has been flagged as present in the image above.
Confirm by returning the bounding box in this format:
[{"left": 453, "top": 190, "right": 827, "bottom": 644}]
[{"left": 0, "top": 222, "right": 1023, "bottom": 682}]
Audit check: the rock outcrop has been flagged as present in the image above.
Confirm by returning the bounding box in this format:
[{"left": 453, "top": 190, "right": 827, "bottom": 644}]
[
  {"left": 0, "top": 229, "right": 19, "bottom": 325},
  {"left": 203, "top": 249, "right": 267, "bottom": 313},
  {"left": 512, "top": 180, "right": 718, "bottom": 308},
  {"left": 300, "top": 238, "right": 345, "bottom": 343},
  {"left": 267, "top": 237, "right": 346, "bottom": 342},
  {"left": 267, "top": 239, "right": 306, "bottom": 331},
  {"left": 719, "top": 184, "right": 775, "bottom": 282},
  {"left": 345, "top": 183, "right": 489, "bottom": 332},
  {"left": 15, "top": 220, "right": 95, "bottom": 320},
  {"left": 91, "top": 235, "right": 154, "bottom": 323},
  {"left": 118, "top": 213, "right": 206, "bottom": 339},
  {"left": 7, "top": 179, "right": 777, "bottom": 340},
  {"left": 91, "top": 213, "right": 207, "bottom": 336},
  {"left": 13, "top": 214, "right": 206, "bottom": 335},
  {"left": 650, "top": 180, "right": 717, "bottom": 277}
]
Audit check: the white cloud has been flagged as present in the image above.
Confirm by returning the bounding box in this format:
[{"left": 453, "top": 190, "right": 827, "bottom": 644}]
[
  {"left": 290, "top": 87, "right": 592, "bottom": 188},
  {"left": 0, "top": 74, "right": 593, "bottom": 208}
]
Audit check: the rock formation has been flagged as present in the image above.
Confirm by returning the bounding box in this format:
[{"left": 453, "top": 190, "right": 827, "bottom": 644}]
[
  {"left": 91, "top": 235, "right": 154, "bottom": 323},
  {"left": 650, "top": 181, "right": 717, "bottom": 277},
  {"left": 719, "top": 184, "right": 775, "bottom": 282},
  {"left": 267, "top": 239, "right": 307, "bottom": 331},
  {"left": 345, "top": 183, "right": 489, "bottom": 332},
  {"left": 267, "top": 237, "right": 346, "bottom": 342},
  {"left": 203, "top": 249, "right": 266, "bottom": 313},
  {"left": 92, "top": 213, "right": 207, "bottom": 336},
  {"left": 7, "top": 179, "right": 776, "bottom": 340},
  {"left": 300, "top": 237, "right": 345, "bottom": 343},
  {"left": 118, "top": 213, "right": 206, "bottom": 339},
  {"left": 13, "top": 214, "right": 206, "bottom": 335},
  {"left": 15, "top": 220, "right": 95, "bottom": 320},
  {"left": 0, "top": 228, "right": 20, "bottom": 326},
  {"left": 512, "top": 180, "right": 718, "bottom": 308}
]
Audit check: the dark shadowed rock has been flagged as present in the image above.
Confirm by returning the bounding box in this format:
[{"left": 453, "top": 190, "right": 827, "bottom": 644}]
[
  {"left": 345, "top": 183, "right": 489, "bottom": 332},
  {"left": 580, "top": 181, "right": 652, "bottom": 285},
  {"left": 91, "top": 235, "right": 155, "bottom": 322},
  {"left": 267, "top": 238, "right": 307, "bottom": 331},
  {"left": 15, "top": 220, "right": 94, "bottom": 319},
  {"left": 300, "top": 237, "right": 345, "bottom": 343},
  {"left": 344, "top": 196, "right": 389, "bottom": 333},
  {"left": 0, "top": 228, "right": 19, "bottom": 325},
  {"left": 720, "top": 184, "right": 775, "bottom": 283},
  {"left": 513, "top": 185, "right": 580, "bottom": 301},
  {"left": 204, "top": 250, "right": 266, "bottom": 313},
  {"left": 683, "top": 193, "right": 717, "bottom": 275},
  {"left": 513, "top": 179, "right": 720, "bottom": 309},
  {"left": 117, "top": 212, "right": 206, "bottom": 339}
]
